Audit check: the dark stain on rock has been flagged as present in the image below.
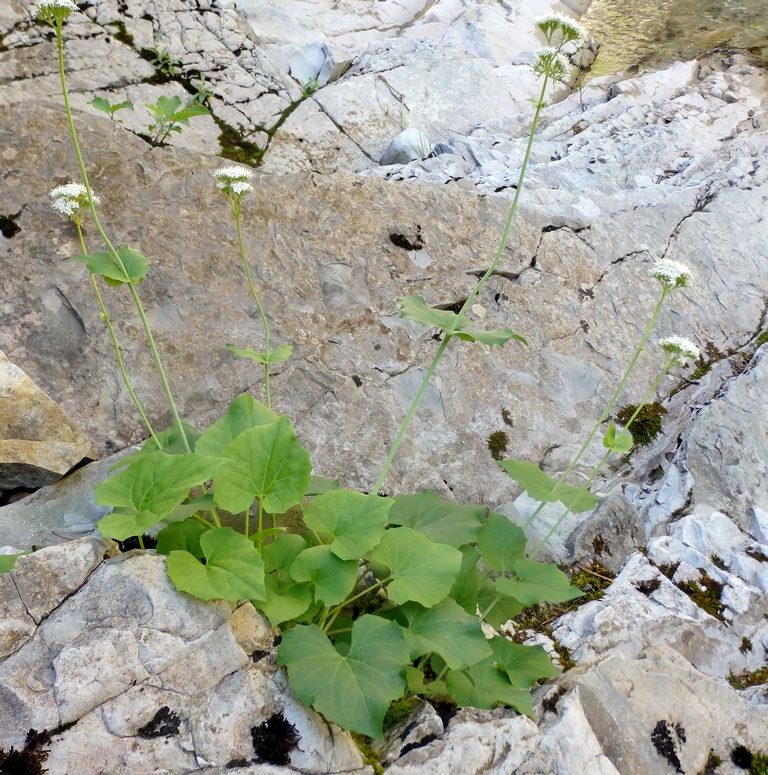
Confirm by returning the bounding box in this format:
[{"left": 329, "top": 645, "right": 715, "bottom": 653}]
[
  {"left": 651, "top": 719, "right": 684, "bottom": 773},
  {"left": 250, "top": 649, "right": 270, "bottom": 663},
  {"left": 137, "top": 706, "right": 181, "bottom": 738},
  {"left": 389, "top": 226, "right": 423, "bottom": 251},
  {"left": 251, "top": 712, "right": 300, "bottom": 766},
  {"left": 352, "top": 375, "right": 363, "bottom": 387},
  {"left": 399, "top": 734, "right": 438, "bottom": 757},
  {"left": 0, "top": 729, "right": 51, "bottom": 775},
  {"left": 0, "top": 212, "right": 21, "bottom": 239},
  {"left": 635, "top": 577, "right": 661, "bottom": 595}
]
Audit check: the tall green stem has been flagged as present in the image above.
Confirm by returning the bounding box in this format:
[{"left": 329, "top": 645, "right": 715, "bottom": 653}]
[
  {"left": 524, "top": 286, "right": 671, "bottom": 528},
  {"left": 75, "top": 222, "right": 160, "bottom": 449},
  {"left": 528, "top": 354, "right": 676, "bottom": 558},
  {"left": 55, "top": 25, "right": 190, "bottom": 452},
  {"left": 373, "top": 74, "right": 552, "bottom": 493},
  {"left": 235, "top": 210, "right": 272, "bottom": 409}
]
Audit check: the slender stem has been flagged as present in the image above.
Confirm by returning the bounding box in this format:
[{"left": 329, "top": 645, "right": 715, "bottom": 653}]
[
  {"left": 138, "top": 534, "right": 145, "bottom": 550},
  {"left": 373, "top": 73, "right": 553, "bottom": 494},
  {"left": 55, "top": 26, "right": 190, "bottom": 452},
  {"left": 373, "top": 336, "right": 452, "bottom": 493},
  {"left": 191, "top": 513, "right": 216, "bottom": 529},
  {"left": 524, "top": 287, "right": 671, "bottom": 528},
  {"left": 479, "top": 593, "right": 502, "bottom": 623},
  {"left": 75, "top": 221, "right": 160, "bottom": 449},
  {"left": 235, "top": 210, "right": 272, "bottom": 409},
  {"left": 529, "top": 355, "right": 676, "bottom": 558},
  {"left": 256, "top": 499, "right": 263, "bottom": 551},
  {"left": 323, "top": 576, "right": 391, "bottom": 625}
]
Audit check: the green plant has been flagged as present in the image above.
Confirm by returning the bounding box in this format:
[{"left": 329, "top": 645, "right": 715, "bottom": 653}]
[
  {"left": 189, "top": 73, "right": 214, "bottom": 106},
  {"left": 300, "top": 75, "right": 321, "bottom": 97},
  {"left": 146, "top": 37, "right": 181, "bottom": 78},
  {"left": 144, "top": 94, "right": 209, "bottom": 145},
  {"left": 89, "top": 96, "right": 134, "bottom": 123},
  {"left": 22, "top": 3, "right": 703, "bottom": 744}
]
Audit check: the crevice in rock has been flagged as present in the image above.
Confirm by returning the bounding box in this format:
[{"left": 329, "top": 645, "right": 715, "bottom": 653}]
[
  {"left": 309, "top": 97, "right": 378, "bottom": 163},
  {"left": 0, "top": 211, "right": 22, "bottom": 238}
]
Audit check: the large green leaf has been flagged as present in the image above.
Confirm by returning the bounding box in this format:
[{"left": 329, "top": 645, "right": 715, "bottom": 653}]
[
  {"left": 305, "top": 475, "right": 340, "bottom": 496},
  {"left": 397, "top": 295, "right": 470, "bottom": 333},
  {"left": 96, "top": 451, "right": 222, "bottom": 540},
  {"left": 388, "top": 491, "right": 484, "bottom": 548},
  {"left": 367, "top": 527, "right": 462, "bottom": 607},
  {"left": 163, "top": 494, "right": 216, "bottom": 524},
  {"left": 155, "top": 518, "right": 209, "bottom": 558},
  {"left": 290, "top": 545, "right": 359, "bottom": 606},
  {"left": 263, "top": 533, "right": 308, "bottom": 573},
  {"left": 476, "top": 587, "right": 524, "bottom": 629},
  {"left": 213, "top": 416, "right": 312, "bottom": 515},
  {"left": 489, "top": 637, "right": 558, "bottom": 688},
  {"left": 115, "top": 245, "right": 149, "bottom": 283},
  {"left": 195, "top": 394, "right": 278, "bottom": 458},
  {"left": 476, "top": 512, "right": 527, "bottom": 572},
  {"left": 277, "top": 616, "right": 409, "bottom": 739},
  {"left": 449, "top": 545, "right": 483, "bottom": 614},
  {"left": 495, "top": 559, "right": 583, "bottom": 606},
  {"left": 499, "top": 460, "right": 599, "bottom": 513},
  {"left": 303, "top": 490, "right": 391, "bottom": 561},
  {"left": 165, "top": 527, "right": 266, "bottom": 601},
  {"left": 455, "top": 329, "right": 527, "bottom": 347},
  {"left": 396, "top": 598, "right": 492, "bottom": 670},
  {"left": 69, "top": 250, "right": 129, "bottom": 284},
  {"left": 445, "top": 658, "right": 534, "bottom": 716},
  {"left": 258, "top": 575, "right": 313, "bottom": 626},
  {"left": 109, "top": 420, "right": 201, "bottom": 471}
]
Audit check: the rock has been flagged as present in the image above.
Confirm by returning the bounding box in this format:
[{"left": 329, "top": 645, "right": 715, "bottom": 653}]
[
  {"left": 373, "top": 700, "right": 444, "bottom": 765},
  {"left": 0, "top": 547, "right": 366, "bottom": 774},
  {"left": 0, "top": 350, "right": 94, "bottom": 489},
  {"left": 380, "top": 128, "right": 432, "bottom": 166}
]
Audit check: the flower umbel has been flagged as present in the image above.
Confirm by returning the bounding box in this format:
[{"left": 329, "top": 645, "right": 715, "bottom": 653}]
[
  {"left": 649, "top": 260, "right": 693, "bottom": 290},
  {"left": 33, "top": 0, "right": 78, "bottom": 26},
  {"left": 659, "top": 336, "right": 700, "bottom": 366},
  {"left": 214, "top": 166, "right": 253, "bottom": 215},
  {"left": 50, "top": 182, "right": 99, "bottom": 223},
  {"left": 535, "top": 13, "right": 586, "bottom": 45},
  {"left": 533, "top": 47, "right": 571, "bottom": 81}
]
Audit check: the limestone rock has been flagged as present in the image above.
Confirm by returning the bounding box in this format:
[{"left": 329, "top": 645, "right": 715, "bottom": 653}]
[
  {"left": 0, "top": 350, "right": 94, "bottom": 489},
  {"left": 380, "top": 128, "right": 432, "bottom": 166}
]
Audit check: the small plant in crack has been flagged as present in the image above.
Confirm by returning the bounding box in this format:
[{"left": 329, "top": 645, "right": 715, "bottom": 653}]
[
  {"left": 300, "top": 74, "right": 321, "bottom": 97},
  {"left": 89, "top": 96, "right": 134, "bottom": 123},
  {"left": 144, "top": 94, "right": 209, "bottom": 145},
  {"left": 144, "top": 36, "right": 181, "bottom": 79}
]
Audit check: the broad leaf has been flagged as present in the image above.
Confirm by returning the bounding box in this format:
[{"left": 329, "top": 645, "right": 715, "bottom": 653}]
[
  {"left": 196, "top": 394, "right": 278, "bottom": 458},
  {"left": 172, "top": 102, "right": 210, "bottom": 121},
  {"left": 445, "top": 658, "right": 534, "bottom": 716},
  {"left": 155, "top": 518, "right": 209, "bottom": 558},
  {"left": 303, "top": 490, "right": 391, "bottom": 561},
  {"left": 212, "top": 416, "right": 312, "bottom": 515},
  {"left": 603, "top": 423, "right": 634, "bottom": 453},
  {"left": 108, "top": 420, "right": 201, "bottom": 471},
  {"left": 227, "top": 344, "right": 293, "bottom": 365},
  {"left": 499, "top": 460, "right": 599, "bottom": 513},
  {"left": 397, "top": 295, "right": 470, "bottom": 333},
  {"left": 495, "top": 559, "right": 583, "bottom": 606},
  {"left": 455, "top": 328, "right": 527, "bottom": 347},
  {"left": 277, "top": 616, "right": 409, "bottom": 739},
  {"left": 164, "top": 494, "right": 216, "bottom": 523},
  {"left": 367, "top": 527, "right": 462, "bottom": 607},
  {"left": 397, "top": 598, "right": 492, "bottom": 670},
  {"left": 248, "top": 527, "right": 286, "bottom": 543},
  {"left": 69, "top": 250, "right": 128, "bottom": 284},
  {"left": 155, "top": 94, "right": 182, "bottom": 119},
  {"left": 476, "top": 587, "right": 524, "bottom": 629},
  {"left": 388, "top": 490, "right": 484, "bottom": 548},
  {"left": 263, "top": 533, "right": 308, "bottom": 573},
  {"left": 305, "top": 475, "right": 340, "bottom": 496},
  {"left": 97, "top": 507, "right": 161, "bottom": 542},
  {"left": 290, "top": 545, "right": 358, "bottom": 606},
  {"left": 449, "top": 545, "right": 483, "bottom": 614},
  {"left": 489, "top": 637, "right": 558, "bottom": 688},
  {"left": 96, "top": 451, "right": 222, "bottom": 540},
  {"left": 116, "top": 245, "right": 149, "bottom": 283},
  {"left": 89, "top": 96, "right": 111, "bottom": 114},
  {"left": 0, "top": 553, "right": 27, "bottom": 573},
  {"left": 258, "top": 574, "right": 313, "bottom": 626},
  {"left": 405, "top": 665, "right": 448, "bottom": 698},
  {"left": 165, "top": 527, "right": 266, "bottom": 601},
  {"left": 477, "top": 512, "right": 527, "bottom": 572}
]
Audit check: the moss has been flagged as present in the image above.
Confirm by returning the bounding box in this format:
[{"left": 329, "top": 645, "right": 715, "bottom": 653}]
[
  {"left": 728, "top": 665, "right": 768, "bottom": 690},
  {"left": 487, "top": 431, "right": 509, "bottom": 461},
  {"left": 739, "top": 637, "right": 753, "bottom": 654},
  {"left": 106, "top": 20, "right": 134, "bottom": 47},
  {"left": 677, "top": 570, "right": 725, "bottom": 622},
  {"left": 501, "top": 408, "right": 514, "bottom": 427},
  {"left": 383, "top": 697, "right": 415, "bottom": 732},
  {"left": 732, "top": 745, "right": 768, "bottom": 774},
  {"left": 350, "top": 732, "right": 384, "bottom": 775},
  {"left": 700, "top": 750, "right": 722, "bottom": 775},
  {"left": 616, "top": 402, "right": 666, "bottom": 447},
  {"left": 216, "top": 119, "right": 265, "bottom": 166},
  {"left": 746, "top": 547, "right": 768, "bottom": 563},
  {"left": 754, "top": 329, "right": 768, "bottom": 350},
  {"left": 711, "top": 554, "right": 727, "bottom": 570}
]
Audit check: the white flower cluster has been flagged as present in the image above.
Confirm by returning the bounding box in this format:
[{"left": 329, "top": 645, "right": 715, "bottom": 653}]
[
  {"left": 649, "top": 260, "right": 693, "bottom": 289},
  {"left": 533, "top": 46, "right": 571, "bottom": 81},
  {"left": 33, "top": 0, "right": 79, "bottom": 23},
  {"left": 49, "top": 182, "right": 99, "bottom": 219},
  {"left": 659, "top": 336, "right": 701, "bottom": 366},
  {"left": 535, "top": 13, "right": 586, "bottom": 44},
  {"left": 214, "top": 166, "right": 254, "bottom": 197}
]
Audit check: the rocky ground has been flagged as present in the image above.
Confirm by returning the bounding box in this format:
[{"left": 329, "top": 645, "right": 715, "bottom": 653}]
[{"left": 1, "top": 0, "right": 768, "bottom": 772}]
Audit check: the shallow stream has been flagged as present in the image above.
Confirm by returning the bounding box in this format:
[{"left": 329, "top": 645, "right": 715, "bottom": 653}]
[{"left": 581, "top": 0, "right": 768, "bottom": 76}]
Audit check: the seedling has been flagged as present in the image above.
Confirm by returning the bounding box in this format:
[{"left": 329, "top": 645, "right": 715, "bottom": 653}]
[
  {"left": 89, "top": 96, "right": 134, "bottom": 123},
  {"left": 144, "top": 94, "right": 209, "bottom": 145}
]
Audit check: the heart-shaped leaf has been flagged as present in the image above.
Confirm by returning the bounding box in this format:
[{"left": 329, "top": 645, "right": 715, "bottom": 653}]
[
  {"left": 109, "top": 420, "right": 201, "bottom": 471},
  {"left": 489, "top": 637, "right": 558, "bottom": 688},
  {"left": 396, "top": 598, "right": 492, "bottom": 670},
  {"left": 495, "top": 559, "right": 583, "bottom": 606},
  {"left": 258, "top": 574, "right": 313, "bottom": 626},
  {"left": 303, "top": 490, "right": 391, "bottom": 560},
  {"left": 499, "top": 460, "right": 599, "bottom": 513},
  {"left": 476, "top": 512, "right": 527, "bottom": 573},
  {"left": 305, "top": 475, "right": 340, "bottom": 496},
  {"left": 155, "top": 518, "right": 209, "bottom": 558},
  {"left": 445, "top": 658, "right": 534, "bottom": 716},
  {"left": 277, "top": 615, "right": 409, "bottom": 739},
  {"left": 398, "top": 295, "right": 470, "bottom": 334},
  {"left": 69, "top": 250, "right": 128, "bottom": 284},
  {"left": 388, "top": 490, "right": 484, "bottom": 548},
  {"left": 290, "top": 545, "right": 359, "bottom": 606},
  {"left": 263, "top": 533, "right": 308, "bottom": 573},
  {"left": 212, "top": 416, "right": 312, "bottom": 515},
  {"left": 602, "top": 423, "right": 634, "bottom": 453},
  {"left": 115, "top": 244, "right": 149, "bottom": 283},
  {"left": 165, "top": 527, "right": 266, "bottom": 601},
  {"left": 367, "top": 527, "right": 462, "bottom": 607},
  {"left": 195, "top": 394, "right": 278, "bottom": 458}
]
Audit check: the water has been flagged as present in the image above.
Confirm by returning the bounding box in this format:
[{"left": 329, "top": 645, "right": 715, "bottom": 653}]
[{"left": 581, "top": 0, "right": 768, "bottom": 77}]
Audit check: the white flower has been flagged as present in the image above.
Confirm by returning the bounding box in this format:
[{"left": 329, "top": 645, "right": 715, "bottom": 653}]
[
  {"left": 533, "top": 47, "right": 571, "bottom": 80},
  {"left": 648, "top": 260, "right": 693, "bottom": 289},
  {"left": 50, "top": 182, "right": 99, "bottom": 219},
  {"left": 535, "top": 13, "right": 586, "bottom": 44},
  {"left": 214, "top": 166, "right": 253, "bottom": 201},
  {"left": 33, "top": 0, "right": 79, "bottom": 23},
  {"left": 659, "top": 336, "right": 701, "bottom": 366}
]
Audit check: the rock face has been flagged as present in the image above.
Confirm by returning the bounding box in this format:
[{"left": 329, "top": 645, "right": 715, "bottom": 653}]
[{"left": 0, "top": 350, "right": 93, "bottom": 489}]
